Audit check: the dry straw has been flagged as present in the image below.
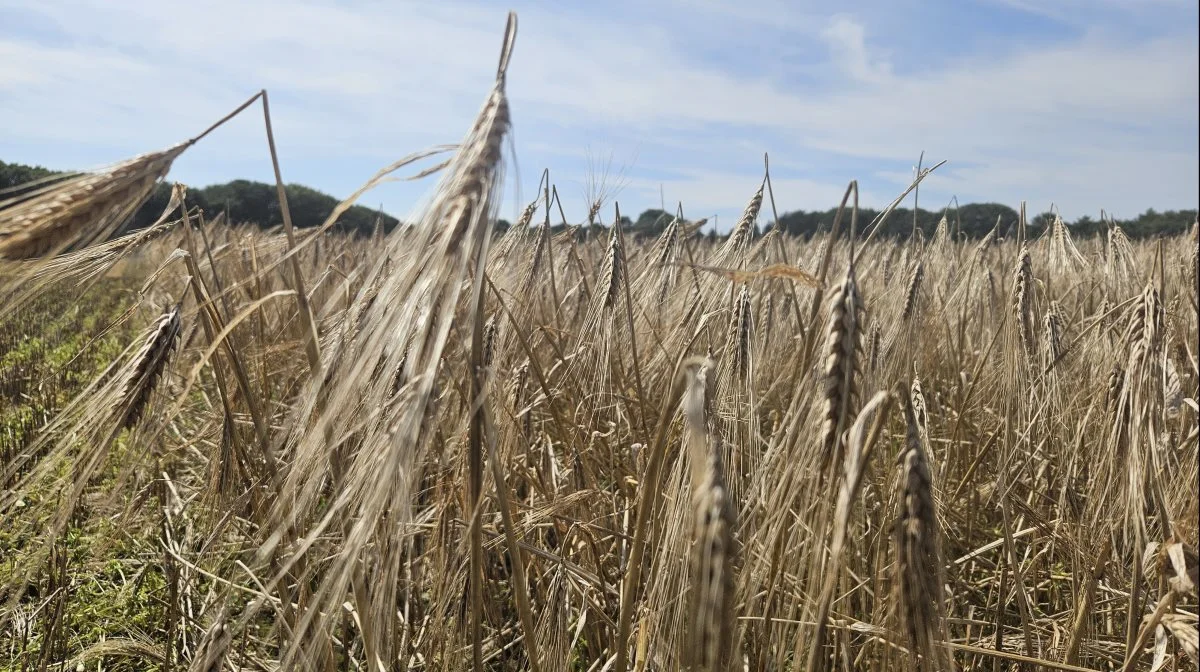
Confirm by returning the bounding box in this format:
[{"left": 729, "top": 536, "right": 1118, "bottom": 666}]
[{"left": 681, "top": 358, "right": 737, "bottom": 671}]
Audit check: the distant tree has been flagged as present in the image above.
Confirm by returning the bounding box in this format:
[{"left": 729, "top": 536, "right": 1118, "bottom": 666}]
[
  {"left": 631, "top": 209, "right": 672, "bottom": 238},
  {"left": 957, "top": 203, "right": 1019, "bottom": 238},
  {"left": 3, "top": 157, "right": 1195, "bottom": 242},
  {"left": 1030, "top": 211, "right": 1056, "bottom": 230},
  {"left": 0, "top": 159, "right": 71, "bottom": 200},
  {"left": 1072, "top": 215, "right": 1102, "bottom": 237},
  {"left": 1, "top": 160, "right": 59, "bottom": 187}
]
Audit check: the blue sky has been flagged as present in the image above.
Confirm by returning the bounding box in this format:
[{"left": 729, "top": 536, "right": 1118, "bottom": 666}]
[{"left": 2, "top": 0, "right": 1197, "bottom": 229}]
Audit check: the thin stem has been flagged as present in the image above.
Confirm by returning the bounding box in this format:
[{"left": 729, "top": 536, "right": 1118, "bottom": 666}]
[{"left": 261, "top": 89, "right": 322, "bottom": 376}]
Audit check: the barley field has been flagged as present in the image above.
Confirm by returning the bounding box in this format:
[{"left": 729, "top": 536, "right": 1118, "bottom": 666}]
[{"left": 1, "top": 14, "right": 1197, "bottom": 672}]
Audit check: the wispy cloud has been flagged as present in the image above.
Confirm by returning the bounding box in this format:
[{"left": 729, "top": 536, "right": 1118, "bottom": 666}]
[{"left": 1, "top": 0, "right": 1195, "bottom": 226}]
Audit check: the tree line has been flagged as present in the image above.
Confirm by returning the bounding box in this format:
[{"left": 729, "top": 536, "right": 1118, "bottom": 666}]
[
  {"left": 627, "top": 202, "right": 1197, "bottom": 241},
  {"left": 3, "top": 159, "right": 1194, "bottom": 240}
]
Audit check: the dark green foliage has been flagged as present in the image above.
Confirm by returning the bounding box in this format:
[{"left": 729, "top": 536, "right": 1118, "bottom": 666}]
[
  {"left": 130, "top": 180, "right": 399, "bottom": 235},
  {"left": 3, "top": 158, "right": 1194, "bottom": 240},
  {"left": 0, "top": 159, "right": 76, "bottom": 201},
  {"left": 765, "top": 201, "right": 1195, "bottom": 240},
  {"left": 1, "top": 159, "right": 64, "bottom": 190},
  {"left": 631, "top": 209, "right": 671, "bottom": 237}
]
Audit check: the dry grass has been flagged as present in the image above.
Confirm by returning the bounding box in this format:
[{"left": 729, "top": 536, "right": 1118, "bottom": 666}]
[{"left": 1, "top": 13, "right": 1197, "bottom": 672}]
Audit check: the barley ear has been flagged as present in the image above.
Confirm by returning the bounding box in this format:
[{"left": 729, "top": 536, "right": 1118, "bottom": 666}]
[
  {"left": 902, "top": 260, "right": 925, "bottom": 322},
  {"left": 1011, "top": 245, "right": 1035, "bottom": 359},
  {"left": 0, "top": 144, "right": 187, "bottom": 260},
  {"left": 893, "top": 385, "right": 952, "bottom": 672},
  {"left": 116, "top": 304, "right": 183, "bottom": 430},
  {"left": 724, "top": 284, "right": 753, "bottom": 382},
  {"left": 819, "top": 266, "right": 863, "bottom": 474}
]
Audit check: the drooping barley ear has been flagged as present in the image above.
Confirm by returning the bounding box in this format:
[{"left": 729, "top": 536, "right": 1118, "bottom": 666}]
[
  {"left": 1043, "top": 300, "right": 1066, "bottom": 366},
  {"left": 902, "top": 260, "right": 925, "bottom": 322},
  {"left": 1124, "top": 283, "right": 1164, "bottom": 366},
  {"left": 681, "top": 358, "right": 737, "bottom": 672},
  {"left": 527, "top": 218, "right": 551, "bottom": 281},
  {"left": 1191, "top": 217, "right": 1198, "bottom": 308},
  {"left": 482, "top": 315, "right": 498, "bottom": 368},
  {"left": 1160, "top": 614, "right": 1199, "bottom": 664},
  {"left": 492, "top": 196, "right": 540, "bottom": 261},
  {"left": 975, "top": 218, "right": 998, "bottom": 256},
  {"left": 931, "top": 214, "right": 949, "bottom": 251},
  {"left": 893, "top": 386, "right": 950, "bottom": 672},
  {"left": 650, "top": 215, "right": 681, "bottom": 304},
  {"left": 0, "top": 144, "right": 187, "bottom": 260},
  {"left": 596, "top": 220, "right": 624, "bottom": 313},
  {"left": 1049, "top": 214, "right": 1086, "bottom": 271},
  {"left": 516, "top": 198, "right": 539, "bottom": 229},
  {"left": 819, "top": 266, "right": 863, "bottom": 474},
  {"left": 1096, "top": 297, "right": 1113, "bottom": 335},
  {"left": 716, "top": 183, "right": 764, "bottom": 266},
  {"left": 1106, "top": 364, "right": 1125, "bottom": 417},
  {"left": 910, "top": 372, "right": 927, "bottom": 435},
  {"left": 1107, "top": 223, "right": 1135, "bottom": 280},
  {"left": 189, "top": 610, "right": 233, "bottom": 672},
  {"left": 1011, "top": 245, "right": 1035, "bottom": 359},
  {"left": 758, "top": 289, "right": 775, "bottom": 350},
  {"left": 652, "top": 214, "right": 680, "bottom": 266},
  {"left": 587, "top": 198, "right": 603, "bottom": 227},
  {"left": 509, "top": 359, "right": 529, "bottom": 411},
  {"left": 868, "top": 321, "right": 883, "bottom": 375},
  {"left": 724, "top": 284, "right": 753, "bottom": 382},
  {"left": 115, "top": 304, "right": 183, "bottom": 430}
]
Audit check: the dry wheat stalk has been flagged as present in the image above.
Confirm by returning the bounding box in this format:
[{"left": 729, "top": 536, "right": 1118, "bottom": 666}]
[
  {"left": 893, "top": 385, "right": 951, "bottom": 672},
  {"left": 681, "top": 358, "right": 737, "bottom": 672},
  {"left": 255, "top": 14, "right": 521, "bottom": 668},
  {"left": 807, "top": 391, "right": 894, "bottom": 672}
]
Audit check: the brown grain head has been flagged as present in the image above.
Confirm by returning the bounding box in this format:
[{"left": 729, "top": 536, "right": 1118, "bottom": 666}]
[{"left": 0, "top": 144, "right": 186, "bottom": 261}]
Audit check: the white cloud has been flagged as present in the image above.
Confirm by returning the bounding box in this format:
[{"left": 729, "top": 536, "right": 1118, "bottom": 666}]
[
  {"left": 1, "top": 0, "right": 1195, "bottom": 225},
  {"left": 819, "top": 15, "right": 892, "bottom": 84}
]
